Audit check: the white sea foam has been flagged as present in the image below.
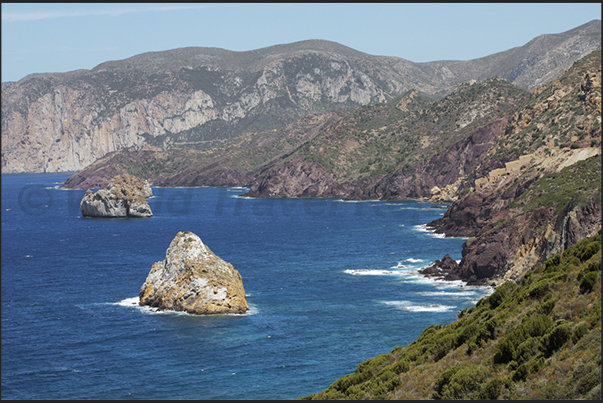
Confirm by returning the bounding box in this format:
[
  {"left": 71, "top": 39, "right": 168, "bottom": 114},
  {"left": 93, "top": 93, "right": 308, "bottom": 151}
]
[
  {"left": 405, "top": 258, "right": 423, "bottom": 263},
  {"left": 417, "top": 290, "right": 478, "bottom": 297},
  {"left": 391, "top": 262, "right": 407, "bottom": 269},
  {"left": 381, "top": 300, "right": 456, "bottom": 312},
  {"left": 405, "top": 304, "right": 456, "bottom": 312},
  {"left": 412, "top": 224, "right": 469, "bottom": 240},
  {"left": 114, "top": 297, "right": 258, "bottom": 316},
  {"left": 335, "top": 199, "right": 381, "bottom": 203},
  {"left": 344, "top": 269, "right": 397, "bottom": 276}
]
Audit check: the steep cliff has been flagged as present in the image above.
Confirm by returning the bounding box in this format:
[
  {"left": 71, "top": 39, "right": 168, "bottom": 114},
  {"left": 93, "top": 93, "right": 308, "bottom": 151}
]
[
  {"left": 428, "top": 49, "right": 601, "bottom": 285},
  {"left": 2, "top": 20, "right": 600, "bottom": 174}
]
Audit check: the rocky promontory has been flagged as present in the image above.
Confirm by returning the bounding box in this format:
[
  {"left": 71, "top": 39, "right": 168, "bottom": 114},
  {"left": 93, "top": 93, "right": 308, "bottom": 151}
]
[
  {"left": 80, "top": 174, "right": 153, "bottom": 217},
  {"left": 139, "top": 231, "right": 249, "bottom": 315}
]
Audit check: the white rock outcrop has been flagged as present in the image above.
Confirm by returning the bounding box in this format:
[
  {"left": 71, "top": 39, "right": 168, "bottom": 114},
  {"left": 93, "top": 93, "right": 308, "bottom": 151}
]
[
  {"left": 80, "top": 174, "right": 153, "bottom": 217},
  {"left": 139, "top": 232, "right": 249, "bottom": 315}
]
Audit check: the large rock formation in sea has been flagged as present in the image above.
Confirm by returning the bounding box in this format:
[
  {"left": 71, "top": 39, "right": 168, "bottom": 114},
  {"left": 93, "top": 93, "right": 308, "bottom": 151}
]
[
  {"left": 2, "top": 21, "right": 600, "bottom": 174},
  {"left": 139, "top": 231, "right": 249, "bottom": 315},
  {"left": 80, "top": 173, "right": 153, "bottom": 217}
]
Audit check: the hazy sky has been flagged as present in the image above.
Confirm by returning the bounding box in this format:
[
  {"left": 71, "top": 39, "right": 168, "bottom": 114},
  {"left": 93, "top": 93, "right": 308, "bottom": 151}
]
[{"left": 2, "top": 3, "right": 601, "bottom": 82}]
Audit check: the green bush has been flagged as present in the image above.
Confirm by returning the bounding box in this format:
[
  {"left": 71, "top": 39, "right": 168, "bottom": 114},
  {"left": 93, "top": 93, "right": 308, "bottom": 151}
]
[
  {"left": 580, "top": 271, "right": 598, "bottom": 293},
  {"left": 513, "top": 357, "right": 545, "bottom": 381},
  {"left": 572, "top": 323, "right": 589, "bottom": 344},
  {"left": 514, "top": 337, "right": 540, "bottom": 364},
  {"left": 494, "top": 314, "right": 553, "bottom": 363},
  {"left": 571, "top": 361, "right": 601, "bottom": 396},
  {"left": 432, "top": 366, "right": 462, "bottom": 399},
  {"left": 437, "top": 366, "right": 487, "bottom": 399},
  {"left": 543, "top": 254, "right": 561, "bottom": 273},
  {"left": 539, "top": 324, "right": 573, "bottom": 357},
  {"left": 538, "top": 298, "right": 557, "bottom": 315},
  {"left": 578, "top": 242, "right": 600, "bottom": 262},
  {"left": 488, "top": 281, "right": 517, "bottom": 309},
  {"left": 527, "top": 278, "right": 554, "bottom": 298},
  {"left": 456, "top": 322, "right": 479, "bottom": 346},
  {"left": 392, "top": 360, "right": 409, "bottom": 374},
  {"left": 433, "top": 333, "right": 456, "bottom": 361},
  {"left": 477, "top": 316, "right": 500, "bottom": 343},
  {"left": 477, "top": 378, "right": 504, "bottom": 399}
]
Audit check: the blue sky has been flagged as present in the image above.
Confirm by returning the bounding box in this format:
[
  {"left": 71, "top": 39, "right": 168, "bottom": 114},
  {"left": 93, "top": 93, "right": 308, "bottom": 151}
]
[{"left": 1, "top": 3, "right": 601, "bottom": 82}]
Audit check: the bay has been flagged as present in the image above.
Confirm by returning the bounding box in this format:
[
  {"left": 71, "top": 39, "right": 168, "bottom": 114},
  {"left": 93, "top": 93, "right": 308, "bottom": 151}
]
[{"left": 1, "top": 173, "right": 492, "bottom": 399}]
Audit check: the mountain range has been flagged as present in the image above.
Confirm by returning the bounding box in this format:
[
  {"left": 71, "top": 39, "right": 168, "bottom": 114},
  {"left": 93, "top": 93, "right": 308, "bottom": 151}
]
[{"left": 1, "top": 20, "right": 600, "bottom": 174}]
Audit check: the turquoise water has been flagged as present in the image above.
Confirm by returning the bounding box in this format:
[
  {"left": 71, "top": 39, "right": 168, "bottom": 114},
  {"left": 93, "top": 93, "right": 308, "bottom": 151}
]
[{"left": 1, "top": 173, "right": 492, "bottom": 399}]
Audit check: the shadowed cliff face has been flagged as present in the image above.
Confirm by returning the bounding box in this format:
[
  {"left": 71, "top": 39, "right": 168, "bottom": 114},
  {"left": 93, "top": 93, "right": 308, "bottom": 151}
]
[{"left": 2, "top": 20, "right": 600, "bottom": 174}]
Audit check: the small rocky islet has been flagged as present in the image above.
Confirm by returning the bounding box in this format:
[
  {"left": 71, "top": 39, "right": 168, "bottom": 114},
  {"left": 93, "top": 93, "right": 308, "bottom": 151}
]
[
  {"left": 139, "top": 231, "right": 249, "bottom": 315},
  {"left": 80, "top": 173, "right": 153, "bottom": 218}
]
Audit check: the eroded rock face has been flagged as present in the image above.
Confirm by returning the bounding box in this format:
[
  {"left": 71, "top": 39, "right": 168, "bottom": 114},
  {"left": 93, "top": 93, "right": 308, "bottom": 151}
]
[
  {"left": 80, "top": 174, "right": 153, "bottom": 217},
  {"left": 138, "top": 232, "right": 249, "bottom": 315}
]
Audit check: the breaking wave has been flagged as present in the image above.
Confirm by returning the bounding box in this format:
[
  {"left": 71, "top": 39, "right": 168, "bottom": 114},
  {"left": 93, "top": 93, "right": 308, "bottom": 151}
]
[
  {"left": 113, "top": 297, "right": 258, "bottom": 316},
  {"left": 381, "top": 300, "right": 457, "bottom": 312}
]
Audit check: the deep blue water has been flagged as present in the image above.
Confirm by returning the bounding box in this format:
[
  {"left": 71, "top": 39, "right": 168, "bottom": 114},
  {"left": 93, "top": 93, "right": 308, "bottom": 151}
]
[{"left": 1, "top": 173, "right": 492, "bottom": 400}]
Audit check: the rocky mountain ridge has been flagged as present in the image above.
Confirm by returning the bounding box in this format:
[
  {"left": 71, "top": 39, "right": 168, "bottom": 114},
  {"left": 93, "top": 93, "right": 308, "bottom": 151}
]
[{"left": 2, "top": 20, "right": 600, "bottom": 174}]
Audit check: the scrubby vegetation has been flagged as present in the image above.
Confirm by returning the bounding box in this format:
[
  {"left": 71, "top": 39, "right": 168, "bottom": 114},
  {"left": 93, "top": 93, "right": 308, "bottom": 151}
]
[
  {"left": 300, "top": 78, "right": 528, "bottom": 182},
  {"left": 301, "top": 232, "right": 601, "bottom": 400}
]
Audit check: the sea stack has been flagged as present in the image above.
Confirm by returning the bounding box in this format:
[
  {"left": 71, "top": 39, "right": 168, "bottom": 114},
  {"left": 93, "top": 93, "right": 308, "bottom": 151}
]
[
  {"left": 139, "top": 231, "right": 249, "bottom": 315},
  {"left": 80, "top": 174, "right": 153, "bottom": 218}
]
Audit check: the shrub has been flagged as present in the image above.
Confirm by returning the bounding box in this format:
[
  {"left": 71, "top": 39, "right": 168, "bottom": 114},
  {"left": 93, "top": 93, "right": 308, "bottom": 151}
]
[
  {"left": 572, "top": 323, "right": 589, "bottom": 344},
  {"left": 571, "top": 361, "right": 601, "bottom": 396},
  {"left": 488, "top": 281, "right": 517, "bottom": 309},
  {"left": 580, "top": 271, "right": 598, "bottom": 293},
  {"left": 392, "top": 360, "right": 409, "bottom": 374},
  {"left": 538, "top": 298, "right": 557, "bottom": 315},
  {"left": 543, "top": 254, "right": 561, "bottom": 273},
  {"left": 513, "top": 357, "right": 545, "bottom": 381},
  {"left": 432, "top": 366, "right": 462, "bottom": 399},
  {"left": 539, "top": 323, "right": 573, "bottom": 357},
  {"left": 456, "top": 322, "right": 479, "bottom": 346},
  {"left": 514, "top": 337, "right": 540, "bottom": 364},
  {"left": 477, "top": 317, "right": 499, "bottom": 343},
  {"left": 578, "top": 242, "right": 600, "bottom": 262},
  {"left": 477, "top": 378, "right": 504, "bottom": 400},
  {"left": 433, "top": 333, "right": 456, "bottom": 361},
  {"left": 527, "top": 278, "right": 554, "bottom": 298},
  {"left": 494, "top": 314, "right": 552, "bottom": 363},
  {"left": 438, "top": 366, "right": 488, "bottom": 399}
]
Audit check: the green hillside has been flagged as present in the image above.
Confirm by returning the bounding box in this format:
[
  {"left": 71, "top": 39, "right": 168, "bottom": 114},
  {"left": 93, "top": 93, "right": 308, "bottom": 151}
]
[{"left": 301, "top": 232, "right": 601, "bottom": 400}]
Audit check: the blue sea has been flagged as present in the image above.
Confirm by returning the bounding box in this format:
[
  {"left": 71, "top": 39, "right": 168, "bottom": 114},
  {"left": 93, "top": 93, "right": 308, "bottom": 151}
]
[{"left": 1, "top": 173, "right": 493, "bottom": 400}]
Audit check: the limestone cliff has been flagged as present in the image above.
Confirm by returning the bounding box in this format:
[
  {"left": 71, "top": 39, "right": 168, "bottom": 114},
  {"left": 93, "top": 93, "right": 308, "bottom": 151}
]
[
  {"left": 139, "top": 231, "right": 248, "bottom": 315},
  {"left": 80, "top": 173, "right": 153, "bottom": 217}
]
